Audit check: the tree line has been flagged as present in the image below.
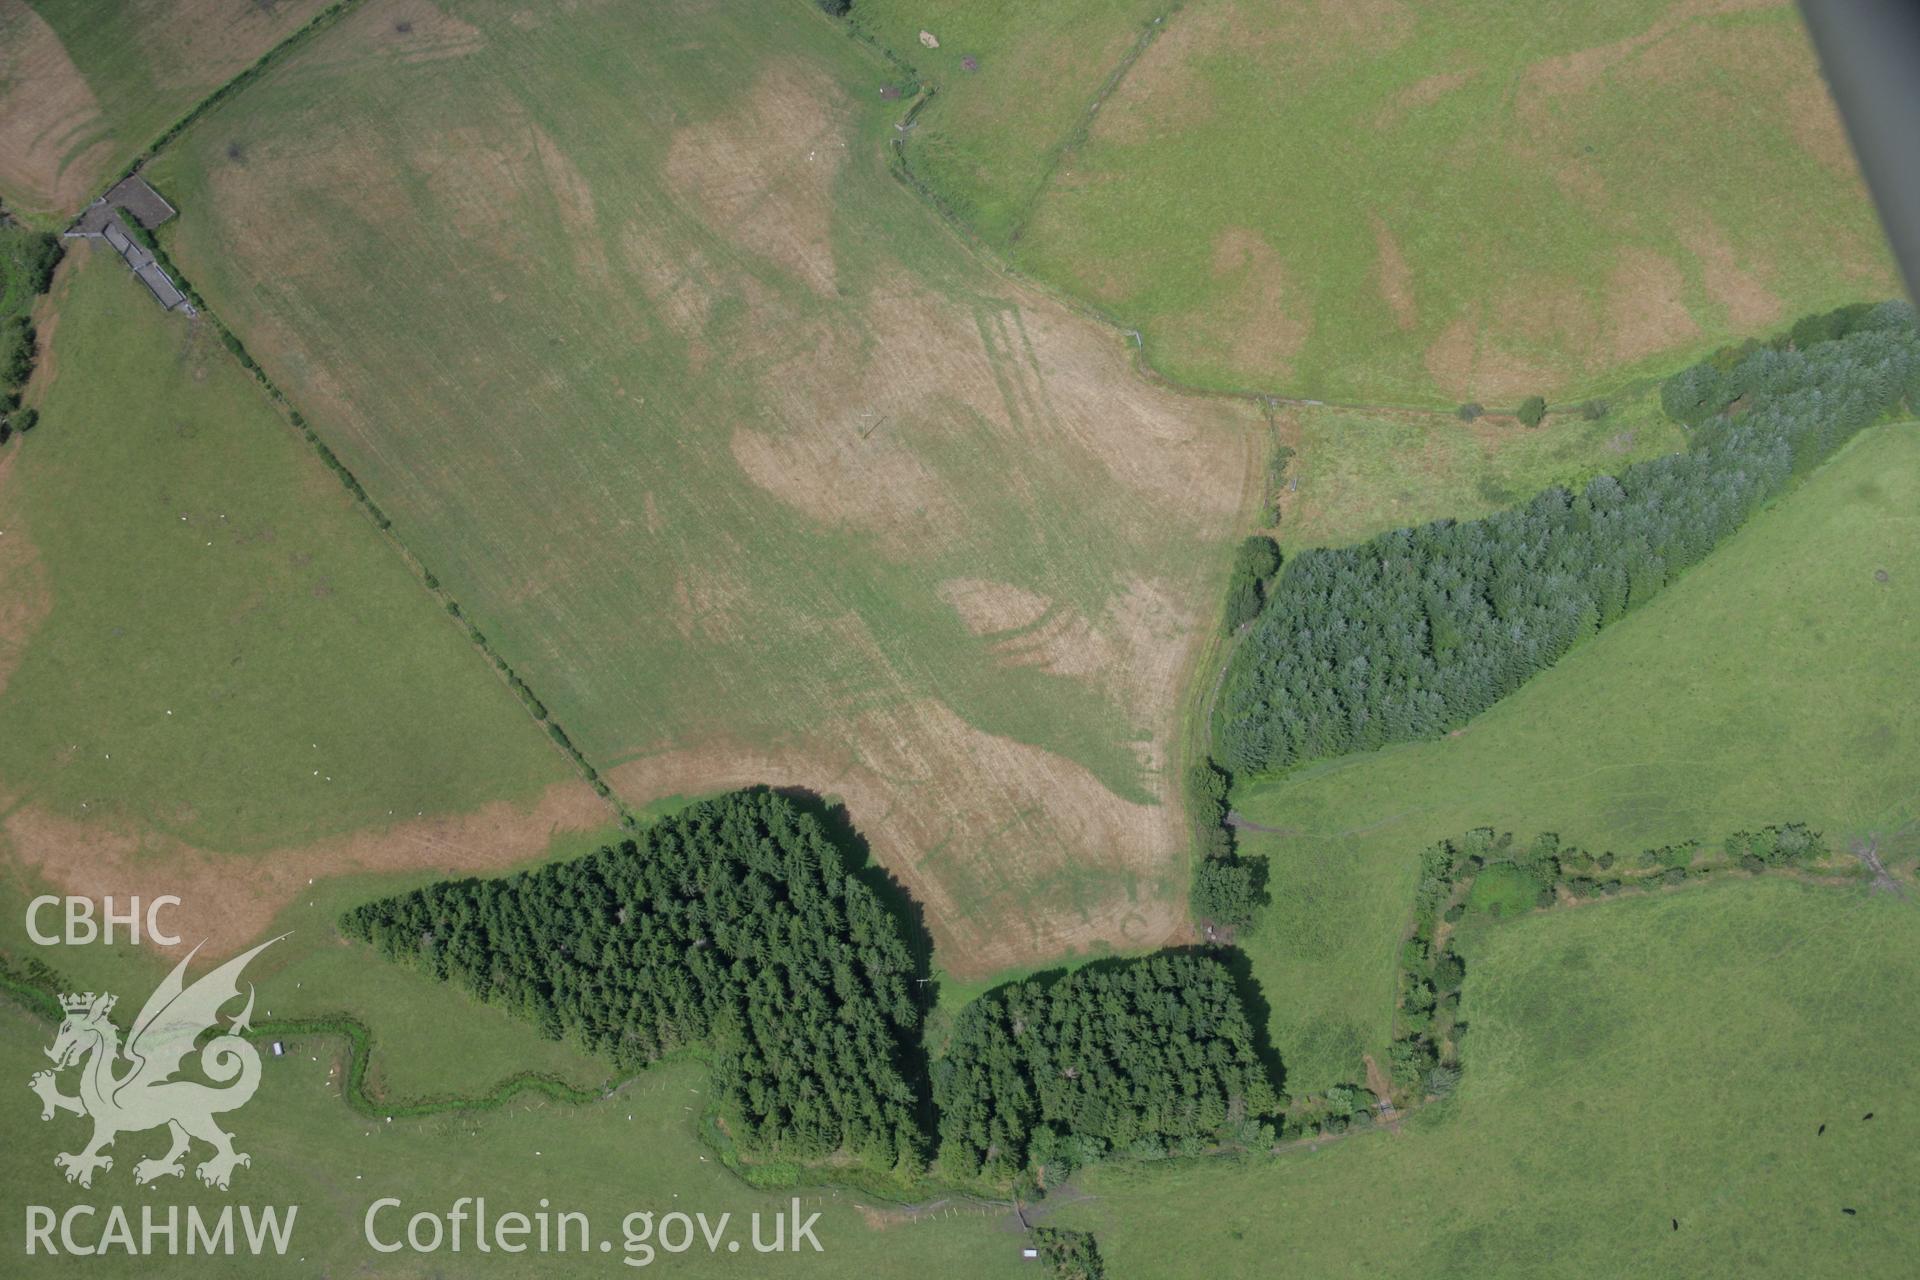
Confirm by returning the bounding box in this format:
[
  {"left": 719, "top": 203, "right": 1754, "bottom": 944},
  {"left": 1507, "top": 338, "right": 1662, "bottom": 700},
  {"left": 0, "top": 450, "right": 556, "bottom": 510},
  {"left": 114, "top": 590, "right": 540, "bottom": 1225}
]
[
  {"left": 340, "top": 790, "right": 928, "bottom": 1172},
  {"left": 1, "top": 224, "right": 64, "bottom": 443},
  {"left": 1215, "top": 302, "right": 1920, "bottom": 773},
  {"left": 1188, "top": 757, "right": 1265, "bottom": 933}
]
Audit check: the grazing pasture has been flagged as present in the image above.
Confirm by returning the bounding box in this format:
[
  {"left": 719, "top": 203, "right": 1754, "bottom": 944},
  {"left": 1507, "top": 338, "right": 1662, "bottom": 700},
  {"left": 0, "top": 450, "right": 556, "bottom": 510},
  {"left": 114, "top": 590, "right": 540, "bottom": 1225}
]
[
  {"left": 0, "top": 247, "right": 595, "bottom": 954},
  {"left": 147, "top": 0, "right": 1266, "bottom": 978},
  {"left": 849, "top": 0, "right": 1169, "bottom": 245},
  {"left": 0, "top": 0, "right": 333, "bottom": 218},
  {"left": 1227, "top": 422, "right": 1920, "bottom": 1088},
  {"left": 1269, "top": 391, "right": 1685, "bottom": 553},
  {"left": 1051, "top": 878, "right": 1920, "bottom": 1276},
  {"left": 868, "top": 0, "right": 1898, "bottom": 403},
  {"left": 0, "top": 992, "right": 1031, "bottom": 1278}
]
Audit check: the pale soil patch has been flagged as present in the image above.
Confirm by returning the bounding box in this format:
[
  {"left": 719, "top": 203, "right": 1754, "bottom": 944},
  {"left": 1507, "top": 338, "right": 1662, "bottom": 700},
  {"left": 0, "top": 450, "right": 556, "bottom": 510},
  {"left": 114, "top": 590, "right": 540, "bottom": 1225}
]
[
  {"left": 987, "top": 296, "right": 1252, "bottom": 520},
  {"left": 1627, "top": 14, "right": 1866, "bottom": 186},
  {"left": 1100, "top": 576, "right": 1194, "bottom": 773},
  {"left": 619, "top": 219, "right": 720, "bottom": 350},
  {"left": 1422, "top": 304, "right": 1562, "bottom": 401},
  {"left": 1551, "top": 156, "right": 1607, "bottom": 205},
  {"left": 1605, "top": 247, "right": 1698, "bottom": 364},
  {"left": 1513, "top": 0, "right": 1768, "bottom": 110},
  {"left": 4, "top": 780, "right": 607, "bottom": 957},
  {"left": 1296, "top": 0, "right": 1414, "bottom": 49},
  {"left": 991, "top": 577, "right": 1189, "bottom": 762},
  {"left": 728, "top": 420, "right": 966, "bottom": 558},
  {"left": 607, "top": 692, "right": 1186, "bottom": 980},
  {"left": 213, "top": 121, "right": 413, "bottom": 252},
  {"left": 1513, "top": 0, "right": 1794, "bottom": 169},
  {"left": 1166, "top": 226, "right": 1310, "bottom": 380},
  {"left": 532, "top": 126, "right": 607, "bottom": 282},
  {"left": 1784, "top": 73, "right": 1862, "bottom": 182},
  {"left": 1681, "top": 217, "right": 1782, "bottom": 329},
  {"left": 1363, "top": 1053, "right": 1394, "bottom": 1106},
  {"left": 0, "top": 2, "right": 111, "bottom": 213},
  {"left": 724, "top": 273, "right": 1245, "bottom": 554},
  {"left": 1628, "top": 11, "right": 1798, "bottom": 89},
  {"left": 1090, "top": 6, "right": 1221, "bottom": 146},
  {"left": 20, "top": 258, "right": 68, "bottom": 406},
  {"left": 1420, "top": 312, "right": 1474, "bottom": 397},
  {"left": 1371, "top": 214, "right": 1416, "bottom": 330},
  {"left": 664, "top": 60, "right": 847, "bottom": 296},
  {"left": 992, "top": 605, "right": 1113, "bottom": 683},
  {"left": 1371, "top": 68, "right": 1477, "bottom": 131},
  {"left": 937, "top": 578, "right": 1052, "bottom": 636},
  {"left": 669, "top": 563, "right": 754, "bottom": 645},
  {"left": 1098, "top": 0, "right": 1414, "bottom": 145},
  {"left": 1830, "top": 224, "right": 1899, "bottom": 290},
  {"left": 413, "top": 121, "right": 539, "bottom": 248}
]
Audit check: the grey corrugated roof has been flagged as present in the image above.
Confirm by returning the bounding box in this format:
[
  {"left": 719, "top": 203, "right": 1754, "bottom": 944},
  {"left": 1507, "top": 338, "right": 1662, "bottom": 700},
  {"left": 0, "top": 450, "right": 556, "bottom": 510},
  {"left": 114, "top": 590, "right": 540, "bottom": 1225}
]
[
  {"left": 103, "top": 175, "right": 177, "bottom": 229},
  {"left": 133, "top": 263, "right": 186, "bottom": 311}
]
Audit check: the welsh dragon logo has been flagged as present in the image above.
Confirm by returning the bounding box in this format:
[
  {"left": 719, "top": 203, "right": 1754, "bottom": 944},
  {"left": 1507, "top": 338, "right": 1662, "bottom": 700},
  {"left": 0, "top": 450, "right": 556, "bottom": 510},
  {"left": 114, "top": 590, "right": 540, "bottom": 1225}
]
[{"left": 28, "top": 936, "right": 282, "bottom": 1190}]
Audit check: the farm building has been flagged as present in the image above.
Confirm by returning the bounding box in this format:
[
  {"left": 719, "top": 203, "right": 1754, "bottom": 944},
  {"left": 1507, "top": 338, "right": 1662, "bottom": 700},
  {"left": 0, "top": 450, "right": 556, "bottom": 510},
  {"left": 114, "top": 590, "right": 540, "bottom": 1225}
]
[
  {"left": 100, "top": 222, "right": 190, "bottom": 312},
  {"left": 66, "top": 175, "right": 193, "bottom": 314}
]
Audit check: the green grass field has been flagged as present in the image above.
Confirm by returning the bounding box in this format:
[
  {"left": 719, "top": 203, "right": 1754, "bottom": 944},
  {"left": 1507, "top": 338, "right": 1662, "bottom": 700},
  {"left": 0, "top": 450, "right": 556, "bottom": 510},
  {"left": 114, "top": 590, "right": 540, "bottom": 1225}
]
[
  {"left": 849, "top": 0, "right": 1167, "bottom": 245},
  {"left": 1226, "top": 421, "right": 1920, "bottom": 1089},
  {"left": 864, "top": 0, "right": 1899, "bottom": 404},
  {"left": 0, "top": 0, "right": 333, "bottom": 219},
  {"left": 0, "top": 248, "right": 587, "bottom": 950},
  {"left": 0, "top": 995, "right": 1032, "bottom": 1277},
  {"left": 1462, "top": 861, "right": 1549, "bottom": 917},
  {"left": 1272, "top": 388, "right": 1685, "bottom": 553},
  {"left": 1048, "top": 877, "right": 1920, "bottom": 1276},
  {"left": 143, "top": 0, "right": 1270, "bottom": 977}
]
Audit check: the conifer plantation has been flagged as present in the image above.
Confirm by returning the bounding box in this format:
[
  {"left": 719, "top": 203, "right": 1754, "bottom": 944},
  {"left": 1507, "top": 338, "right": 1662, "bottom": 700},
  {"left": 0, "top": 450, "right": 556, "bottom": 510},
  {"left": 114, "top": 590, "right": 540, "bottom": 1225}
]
[
  {"left": 339, "top": 790, "right": 927, "bottom": 1169},
  {"left": 933, "top": 954, "right": 1282, "bottom": 1180},
  {"left": 1217, "top": 304, "right": 1920, "bottom": 773}
]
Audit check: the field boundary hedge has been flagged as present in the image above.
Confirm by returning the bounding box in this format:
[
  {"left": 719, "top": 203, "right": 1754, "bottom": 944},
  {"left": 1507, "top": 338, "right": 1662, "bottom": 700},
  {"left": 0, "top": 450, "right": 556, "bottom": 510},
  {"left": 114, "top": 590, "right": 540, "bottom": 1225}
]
[
  {"left": 98, "top": 0, "right": 372, "bottom": 205},
  {"left": 110, "top": 184, "right": 628, "bottom": 822},
  {"left": 1377, "top": 823, "right": 1857, "bottom": 1108}
]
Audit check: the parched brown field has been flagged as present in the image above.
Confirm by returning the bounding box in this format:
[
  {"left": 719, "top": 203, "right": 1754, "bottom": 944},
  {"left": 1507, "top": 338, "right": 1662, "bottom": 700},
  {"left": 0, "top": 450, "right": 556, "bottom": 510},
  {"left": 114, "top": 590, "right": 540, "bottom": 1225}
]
[
  {"left": 0, "top": 1, "right": 106, "bottom": 214},
  {"left": 0, "top": 0, "right": 331, "bottom": 217},
  {"left": 1, "top": 780, "right": 605, "bottom": 955},
  {"left": 150, "top": 0, "right": 1262, "bottom": 979}
]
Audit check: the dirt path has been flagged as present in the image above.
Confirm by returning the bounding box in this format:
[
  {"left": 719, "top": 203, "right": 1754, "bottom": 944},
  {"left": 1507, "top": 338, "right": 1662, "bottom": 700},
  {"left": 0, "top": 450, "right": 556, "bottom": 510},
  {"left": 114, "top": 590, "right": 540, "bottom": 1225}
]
[
  {"left": 1363, "top": 1054, "right": 1396, "bottom": 1111},
  {"left": 1227, "top": 812, "right": 1296, "bottom": 835}
]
